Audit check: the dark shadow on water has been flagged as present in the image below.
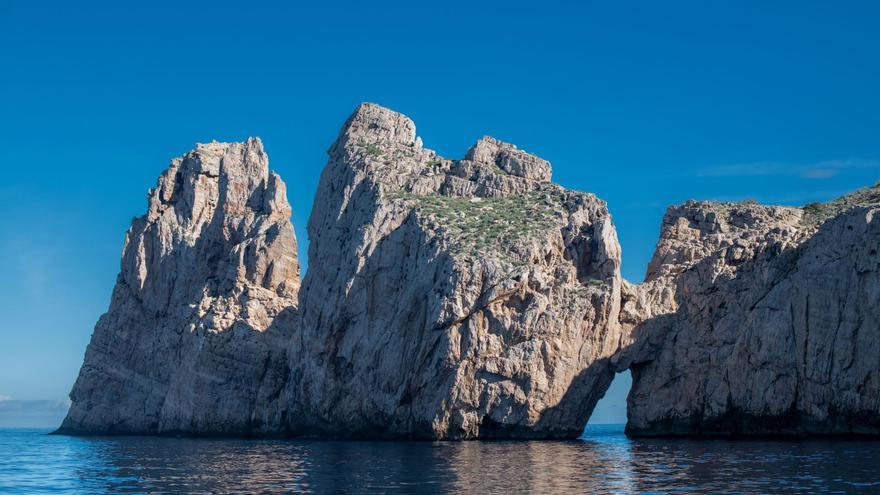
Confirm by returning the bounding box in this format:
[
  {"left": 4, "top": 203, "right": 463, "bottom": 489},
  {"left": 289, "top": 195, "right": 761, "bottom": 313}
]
[{"left": 2, "top": 427, "right": 879, "bottom": 493}]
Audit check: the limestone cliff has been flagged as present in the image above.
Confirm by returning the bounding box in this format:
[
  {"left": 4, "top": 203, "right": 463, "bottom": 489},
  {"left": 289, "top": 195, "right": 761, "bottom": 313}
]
[
  {"left": 624, "top": 186, "right": 880, "bottom": 436},
  {"left": 287, "top": 103, "right": 624, "bottom": 439},
  {"left": 59, "top": 103, "right": 879, "bottom": 440},
  {"left": 58, "top": 138, "right": 299, "bottom": 435}
]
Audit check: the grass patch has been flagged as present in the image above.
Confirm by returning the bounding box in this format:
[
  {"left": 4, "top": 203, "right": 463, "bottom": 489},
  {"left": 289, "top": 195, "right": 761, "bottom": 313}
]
[
  {"left": 389, "top": 191, "right": 566, "bottom": 260},
  {"left": 800, "top": 184, "right": 880, "bottom": 226},
  {"left": 356, "top": 138, "right": 383, "bottom": 157}
]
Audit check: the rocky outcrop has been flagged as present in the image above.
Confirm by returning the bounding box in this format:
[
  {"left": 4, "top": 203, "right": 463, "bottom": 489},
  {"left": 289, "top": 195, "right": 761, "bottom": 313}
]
[
  {"left": 59, "top": 102, "right": 879, "bottom": 440},
  {"left": 58, "top": 138, "right": 299, "bottom": 435},
  {"left": 287, "top": 103, "right": 625, "bottom": 439},
  {"left": 624, "top": 187, "right": 880, "bottom": 437}
]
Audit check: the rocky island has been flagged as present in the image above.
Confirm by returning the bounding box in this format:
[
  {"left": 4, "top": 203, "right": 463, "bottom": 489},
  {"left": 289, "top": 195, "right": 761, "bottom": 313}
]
[
  {"left": 623, "top": 188, "right": 880, "bottom": 436},
  {"left": 60, "top": 138, "right": 299, "bottom": 435},
  {"left": 58, "top": 103, "right": 880, "bottom": 439}
]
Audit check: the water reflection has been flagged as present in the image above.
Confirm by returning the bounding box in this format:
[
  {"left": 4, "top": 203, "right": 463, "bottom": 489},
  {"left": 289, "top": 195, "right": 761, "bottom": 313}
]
[{"left": 2, "top": 426, "right": 879, "bottom": 493}]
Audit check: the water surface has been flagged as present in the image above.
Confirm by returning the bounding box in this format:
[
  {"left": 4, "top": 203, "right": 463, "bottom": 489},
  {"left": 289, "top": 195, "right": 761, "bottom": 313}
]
[{"left": 2, "top": 425, "right": 878, "bottom": 493}]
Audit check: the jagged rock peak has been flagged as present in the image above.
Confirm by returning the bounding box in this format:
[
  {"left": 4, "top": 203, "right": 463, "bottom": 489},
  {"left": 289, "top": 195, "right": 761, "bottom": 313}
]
[
  {"left": 324, "top": 103, "right": 559, "bottom": 202},
  {"left": 466, "top": 136, "right": 552, "bottom": 182},
  {"left": 139, "top": 136, "right": 299, "bottom": 302},
  {"left": 337, "top": 102, "right": 419, "bottom": 147},
  {"left": 58, "top": 138, "right": 299, "bottom": 435},
  {"left": 291, "top": 102, "right": 624, "bottom": 439}
]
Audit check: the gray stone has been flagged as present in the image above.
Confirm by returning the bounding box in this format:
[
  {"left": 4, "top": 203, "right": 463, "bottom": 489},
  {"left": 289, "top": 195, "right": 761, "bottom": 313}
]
[
  {"left": 286, "top": 103, "right": 624, "bottom": 439},
  {"left": 59, "top": 103, "right": 880, "bottom": 440},
  {"left": 623, "top": 189, "right": 880, "bottom": 437},
  {"left": 58, "top": 138, "right": 299, "bottom": 435}
]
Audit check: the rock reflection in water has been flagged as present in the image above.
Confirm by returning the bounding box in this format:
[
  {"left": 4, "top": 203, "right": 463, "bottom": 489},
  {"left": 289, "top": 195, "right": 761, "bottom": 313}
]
[{"left": 2, "top": 426, "right": 879, "bottom": 494}]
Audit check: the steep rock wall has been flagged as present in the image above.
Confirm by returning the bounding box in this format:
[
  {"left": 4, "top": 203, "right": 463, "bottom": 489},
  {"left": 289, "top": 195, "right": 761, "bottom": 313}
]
[
  {"left": 59, "top": 103, "right": 879, "bottom": 440},
  {"left": 624, "top": 188, "right": 880, "bottom": 437},
  {"left": 59, "top": 138, "right": 299, "bottom": 435},
  {"left": 287, "top": 104, "right": 625, "bottom": 439}
]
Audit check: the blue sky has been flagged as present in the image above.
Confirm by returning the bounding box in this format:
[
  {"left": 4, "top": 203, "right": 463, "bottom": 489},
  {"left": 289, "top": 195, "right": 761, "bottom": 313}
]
[{"left": 1, "top": 1, "right": 878, "bottom": 424}]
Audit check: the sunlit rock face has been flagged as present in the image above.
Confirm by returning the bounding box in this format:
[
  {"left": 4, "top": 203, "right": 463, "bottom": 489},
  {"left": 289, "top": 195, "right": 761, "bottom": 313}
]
[
  {"left": 59, "top": 138, "right": 299, "bottom": 435},
  {"left": 286, "top": 103, "right": 626, "bottom": 439},
  {"left": 623, "top": 188, "right": 880, "bottom": 437},
  {"left": 60, "top": 103, "right": 878, "bottom": 440}
]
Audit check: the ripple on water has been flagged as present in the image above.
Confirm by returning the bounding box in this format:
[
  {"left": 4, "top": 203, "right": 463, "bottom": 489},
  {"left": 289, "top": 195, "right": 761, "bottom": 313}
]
[{"left": 0, "top": 426, "right": 878, "bottom": 494}]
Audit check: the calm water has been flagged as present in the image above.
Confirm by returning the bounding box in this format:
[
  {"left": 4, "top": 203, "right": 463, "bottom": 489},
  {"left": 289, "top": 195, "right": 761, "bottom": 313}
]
[{"left": 2, "top": 425, "right": 879, "bottom": 494}]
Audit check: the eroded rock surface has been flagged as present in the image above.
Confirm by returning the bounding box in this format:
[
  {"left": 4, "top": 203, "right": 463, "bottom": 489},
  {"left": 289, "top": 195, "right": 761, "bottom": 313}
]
[
  {"left": 60, "top": 102, "right": 879, "bottom": 440},
  {"left": 59, "top": 138, "right": 299, "bottom": 435},
  {"left": 624, "top": 188, "right": 880, "bottom": 436},
  {"left": 287, "top": 103, "right": 625, "bottom": 439}
]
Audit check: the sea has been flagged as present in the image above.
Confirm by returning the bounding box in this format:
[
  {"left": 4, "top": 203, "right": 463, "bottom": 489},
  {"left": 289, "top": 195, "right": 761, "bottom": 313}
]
[{"left": 1, "top": 425, "right": 879, "bottom": 494}]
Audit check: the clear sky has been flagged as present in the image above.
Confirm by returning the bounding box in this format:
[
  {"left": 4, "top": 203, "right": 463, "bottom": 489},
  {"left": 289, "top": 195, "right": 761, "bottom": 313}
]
[{"left": 1, "top": 1, "right": 878, "bottom": 425}]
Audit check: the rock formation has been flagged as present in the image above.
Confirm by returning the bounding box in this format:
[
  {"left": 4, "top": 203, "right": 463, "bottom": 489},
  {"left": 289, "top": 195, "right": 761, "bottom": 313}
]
[
  {"left": 623, "top": 186, "right": 880, "bottom": 436},
  {"left": 58, "top": 138, "right": 299, "bottom": 435},
  {"left": 59, "top": 102, "right": 880, "bottom": 440},
  {"left": 287, "top": 103, "right": 625, "bottom": 439}
]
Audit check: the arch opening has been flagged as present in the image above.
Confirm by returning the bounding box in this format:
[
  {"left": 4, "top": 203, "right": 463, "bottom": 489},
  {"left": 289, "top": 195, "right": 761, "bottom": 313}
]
[{"left": 582, "top": 370, "right": 631, "bottom": 437}]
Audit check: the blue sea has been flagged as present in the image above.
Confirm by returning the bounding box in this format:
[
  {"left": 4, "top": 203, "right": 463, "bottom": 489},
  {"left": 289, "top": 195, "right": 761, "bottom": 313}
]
[{"left": 2, "top": 425, "right": 879, "bottom": 494}]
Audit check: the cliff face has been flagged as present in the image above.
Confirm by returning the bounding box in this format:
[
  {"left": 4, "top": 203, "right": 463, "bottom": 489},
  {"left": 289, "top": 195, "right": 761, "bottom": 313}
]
[
  {"left": 287, "top": 104, "right": 624, "bottom": 439},
  {"left": 624, "top": 187, "right": 880, "bottom": 436},
  {"left": 60, "top": 103, "right": 880, "bottom": 440},
  {"left": 59, "top": 138, "right": 299, "bottom": 435}
]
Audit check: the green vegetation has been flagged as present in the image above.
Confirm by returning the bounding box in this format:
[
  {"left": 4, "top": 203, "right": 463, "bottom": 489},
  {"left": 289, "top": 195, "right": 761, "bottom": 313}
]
[
  {"left": 364, "top": 143, "right": 382, "bottom": 156},
  {"left": 492, "top": 164, "right": 509, "bottom": 176},
  {"left": 388, "top": 191, "right": 566, "bottom": 260},
  {"left": 800, "top": 184, "right": 880, "bottom": 226},
  {"left": 356, "top": 138, "right": 383, "bottom": 157},
  {"left": 803, "top": 202, "right": 824, "bottom": 215}
]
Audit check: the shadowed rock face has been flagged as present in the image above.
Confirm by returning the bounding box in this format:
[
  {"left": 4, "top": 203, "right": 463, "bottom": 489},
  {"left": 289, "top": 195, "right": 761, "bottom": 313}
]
[
  {"left": 623, "top": 189, "right": 880, "bottom": 437},
  {"left": 59, "top": 138, "right": 299, "bottom": 435},
  {"left": 287, "top": 103, "right": 625, "bottom": 439}
]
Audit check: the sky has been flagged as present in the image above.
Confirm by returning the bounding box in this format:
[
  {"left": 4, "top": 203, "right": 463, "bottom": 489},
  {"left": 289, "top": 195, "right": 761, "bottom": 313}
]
[{"left": 0, "top": 1, "right": 878, "bottom": 425}]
